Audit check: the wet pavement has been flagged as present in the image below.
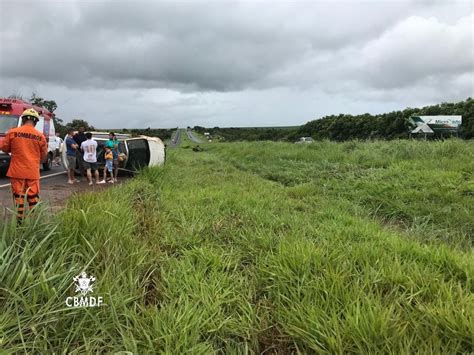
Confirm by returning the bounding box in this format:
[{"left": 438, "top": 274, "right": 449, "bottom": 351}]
[{"left": 0, "top": 165, "right": 127, "bottom": 219}]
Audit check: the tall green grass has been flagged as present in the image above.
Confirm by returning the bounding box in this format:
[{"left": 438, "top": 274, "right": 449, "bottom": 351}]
[
  {"left": 1, "top": 140, "right": 473, "bottom": 353},
  {"left": 211, "top": 139, "right": 474, "bottom": 249}
]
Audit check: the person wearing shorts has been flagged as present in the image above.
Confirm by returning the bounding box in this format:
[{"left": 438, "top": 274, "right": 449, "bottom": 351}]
[
  {"left": 53, "top": 132, "right": 63, "bottom": 166},
  {"left": 80, "top": 132, "right": 100, "bottom": 186},
  {"left": 99, "top": 147, "right": 114, "bottom": 184},
  {"left": 105, "top": 132, "right": 120, "bottom": 182},
  {"left": 65, "top": 129, "right": 79, "bottom": 184}
]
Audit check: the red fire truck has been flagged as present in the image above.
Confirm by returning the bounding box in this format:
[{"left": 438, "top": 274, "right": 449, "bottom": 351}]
[{"left": 0, "top": 97, "right": 58, "bottom": 172}]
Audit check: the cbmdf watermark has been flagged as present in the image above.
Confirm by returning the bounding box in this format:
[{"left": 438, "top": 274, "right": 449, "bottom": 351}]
[{"left": 65, "top": 271, "right": 104, "bottom": 308}]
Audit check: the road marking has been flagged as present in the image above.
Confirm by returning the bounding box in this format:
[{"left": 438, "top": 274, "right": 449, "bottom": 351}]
[{"left": 0, "top": 170, "right": 66, "bottom": 188}]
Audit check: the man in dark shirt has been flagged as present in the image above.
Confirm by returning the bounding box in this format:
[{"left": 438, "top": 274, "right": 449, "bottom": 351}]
[
  {"left": 73, "top": 127, "right": 87, "bottom": 178},
  {"left": 65, "top": 129, "right": 78, "bottom": 184}
]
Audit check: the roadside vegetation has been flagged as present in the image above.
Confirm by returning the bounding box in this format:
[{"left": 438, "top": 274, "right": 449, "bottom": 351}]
[
  {"left": 121, "top": 128, "right": 175, "bottom": 141},
  {"left": 194, "top": 98, "right": 474, "bottom": 142},
  {"left": 23, "top": 93, "right": 473, "bottom": 142},
  {"left": 1, "top": 138, "right": 473, "bottom": 353},
  {"left": 193, "top": 125, "right": 298, "bottom": 142}
]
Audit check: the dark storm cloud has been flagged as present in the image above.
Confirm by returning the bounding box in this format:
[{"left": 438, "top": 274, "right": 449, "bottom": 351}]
[
  {"left": 0, "top": 0, "right": 472, "bottom": 129},
  {"left": 3, "top": 0, "right": 461, "bottom": 92}
]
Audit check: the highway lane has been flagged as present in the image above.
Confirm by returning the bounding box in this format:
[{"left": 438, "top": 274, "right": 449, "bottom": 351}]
[
  {"left": 1, "top": 165, "right": 67, "bottom": 218},
  {"left": 168, "top": 129, "right": 182, "bottom": 148},
  {"left": 0, "top": 165, "right": 66, "bottom": 187},
  {"left": 0, "top": 164, "right": 128, "bottom": 218},
  {"left": 186, "top": 129, "right": 202, "bottom": 143}
]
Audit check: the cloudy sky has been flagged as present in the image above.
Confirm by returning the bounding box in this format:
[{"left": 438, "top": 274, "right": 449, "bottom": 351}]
[{"left": 1, "top": 0, "right": 473, "bottom": 128}]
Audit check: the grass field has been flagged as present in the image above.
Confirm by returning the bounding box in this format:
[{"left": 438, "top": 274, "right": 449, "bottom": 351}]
[{"left": 1, "top": 137, "right": 473, "bottom": 353}]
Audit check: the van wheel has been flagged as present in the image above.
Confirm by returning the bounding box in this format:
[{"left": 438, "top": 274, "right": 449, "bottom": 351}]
[{"left": 43, "top": 153, "right": 53, "bottom": 171}]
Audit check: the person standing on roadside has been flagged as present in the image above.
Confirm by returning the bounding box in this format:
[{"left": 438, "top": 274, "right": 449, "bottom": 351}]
[
  {"left": 80, "top": 132, "right": 100, "bottom": 186},
  {"left": 0, "top": 109, "right": 47, "bottom": 223},
  {"left": 73, "top": 127, "right": 87, "bottom": 179},
  {"left": 53, "top": 132, "right": 63, "bottom": 166},
  {"left": 99, "top": 147, "right": 114, "bottom": 184},
  {"left": 104, "top": 132, "right": 120, "bottom": 182},
  {"left": 65, "top": 129, "right": 79, "bottom": 184}
]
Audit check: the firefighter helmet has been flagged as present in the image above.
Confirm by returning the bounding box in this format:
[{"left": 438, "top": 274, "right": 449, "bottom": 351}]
[{"left": 21, "top": 108, "right": 40, "bottom": 123}]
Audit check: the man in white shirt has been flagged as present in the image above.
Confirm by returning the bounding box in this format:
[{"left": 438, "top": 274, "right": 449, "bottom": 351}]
[
  {"left": 80, "top": 132, "right": 100, "bottom": 185},
  {"left": 53, "top": 132, "right": 63, "bottom": 166}
]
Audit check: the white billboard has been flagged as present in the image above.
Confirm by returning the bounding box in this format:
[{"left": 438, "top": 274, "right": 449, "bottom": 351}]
[{"left": 410, "top": 116, "right": 462, "bottom": 132}]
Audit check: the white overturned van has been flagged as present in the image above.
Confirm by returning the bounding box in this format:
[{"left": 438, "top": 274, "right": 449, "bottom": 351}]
[{"left": 61, "top": 132, "right": 165, "bottom": 172}]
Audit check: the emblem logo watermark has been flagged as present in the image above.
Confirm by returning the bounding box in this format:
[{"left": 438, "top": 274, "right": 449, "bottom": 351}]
[{"left": 65, "top": 271, "right": 104, "bottom": 308}]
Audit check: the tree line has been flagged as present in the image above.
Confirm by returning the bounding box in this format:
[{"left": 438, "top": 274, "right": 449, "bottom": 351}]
[
  {"left": 193, "top": 126, "right": 297, "bottom": 142},
  {"left": 20, "top": 94, "right": 174, "bottom": 140},
  {"left": 297, "top": 98, "right": 473, "bottom": 141},
  {"left": 195, "top": 98, "right": 473, "bottom": 141},
  {"left": 18, "top": 93, "right": 474, "bottom": 141},
  {"left": 121, "top": 128, "right": 174, "bottom": 140},
  {"left": 28, "top": 93, "right": 95, "bottom": 136}
]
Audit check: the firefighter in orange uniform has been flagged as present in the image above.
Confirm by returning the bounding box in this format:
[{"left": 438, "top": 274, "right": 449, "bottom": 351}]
[{"left": 0, "top": 108, "right": 48, "bottom": 222}]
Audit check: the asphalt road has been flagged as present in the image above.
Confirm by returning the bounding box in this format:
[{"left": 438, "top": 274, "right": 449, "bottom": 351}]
[
  {"left": 0, "top": 164, "right": 126, "bottom": 218},
  {"left": 186, "top": 129, "right": 202, "bottom": 143},
  {"left": 1, "top": 165, "right": 66, "bottom": 217},
  {"left": 168, "top": 129, "right": 182, "bottom": 148},
  {"left": 0, "top": 165, "right": 66, "bottom": 187}
]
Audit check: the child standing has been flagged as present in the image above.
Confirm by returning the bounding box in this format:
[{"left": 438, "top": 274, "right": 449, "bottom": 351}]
[{"left": 99, "top": 147, "right": 114, "bottom": 184}]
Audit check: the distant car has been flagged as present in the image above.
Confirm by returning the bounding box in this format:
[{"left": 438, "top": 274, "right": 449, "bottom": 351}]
[
  {"left": 62, "top": 132, "right": 165, "bottom": 172},
  {"left": 295, "top": 137, "right": 314, "bottom": 144}
]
